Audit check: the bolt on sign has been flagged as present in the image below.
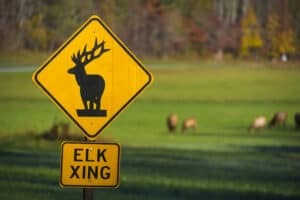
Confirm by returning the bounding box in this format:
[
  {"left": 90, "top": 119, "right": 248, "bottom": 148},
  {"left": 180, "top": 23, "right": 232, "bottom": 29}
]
[
  {"left": 60, "top": 142, "right": 120, "bottom": 187},
  {"left": 32, "top": 15, "right": 153, "bottom": 139}
]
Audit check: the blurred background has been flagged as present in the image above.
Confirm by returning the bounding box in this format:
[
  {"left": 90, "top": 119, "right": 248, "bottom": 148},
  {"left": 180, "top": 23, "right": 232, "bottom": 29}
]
[
  {"left": 0, "top": 0, "right": 300, "bottom": 200},
  {"left": 1, "top": 0, "right": 300, "bottom": 60}
]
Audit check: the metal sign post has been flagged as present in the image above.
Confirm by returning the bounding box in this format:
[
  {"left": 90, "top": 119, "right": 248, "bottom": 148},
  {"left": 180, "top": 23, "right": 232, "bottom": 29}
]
[
  {"left": 32, "top": 15, "right": 153, "bottom": 198},
  {"left": 83, "top": 137, "right": 94, "bottom": 200},
  {"left": 83, "top": 187, "right": 94, "bottom": 200}
]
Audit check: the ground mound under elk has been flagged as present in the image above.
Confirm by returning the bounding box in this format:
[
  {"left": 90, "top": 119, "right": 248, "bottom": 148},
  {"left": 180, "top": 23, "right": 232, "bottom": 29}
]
[
  {"left": 68, "top": 38, "right": 110, "bottom": 116},
  {"left": 167, "top": 113, "right": 178, "bottom": 132},
  {"left": 248, "top": 116, "right": 267, "bottom": 132},
  {"left": 268, "top": 112, "right": 288, "bottom": 128},
  {"left": 182, "top": 118, "right": 197, "bottom": 133}
]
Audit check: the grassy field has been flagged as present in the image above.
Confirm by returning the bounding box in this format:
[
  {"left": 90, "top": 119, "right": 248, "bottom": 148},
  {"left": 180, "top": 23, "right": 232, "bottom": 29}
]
[{"left": 0, "top": 60, "right": 300, "bottom": 199}]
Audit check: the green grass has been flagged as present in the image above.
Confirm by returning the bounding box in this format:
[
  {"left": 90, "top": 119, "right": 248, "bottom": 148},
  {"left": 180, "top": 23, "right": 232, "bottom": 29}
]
[
  {"left": 1, "top": 61, "right": 300, "bottom": 199},
  {"left": 1, "top": 139, "right": 300, "bottom": 200},
  {"left": 0, "top": 50, "right": 48, "bottom": 67}
]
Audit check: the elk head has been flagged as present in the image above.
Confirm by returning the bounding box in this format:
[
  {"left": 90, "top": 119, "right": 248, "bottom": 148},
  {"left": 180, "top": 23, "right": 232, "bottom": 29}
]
[{"left": 68, "top": 38, "right": 110, "bottom": 74}]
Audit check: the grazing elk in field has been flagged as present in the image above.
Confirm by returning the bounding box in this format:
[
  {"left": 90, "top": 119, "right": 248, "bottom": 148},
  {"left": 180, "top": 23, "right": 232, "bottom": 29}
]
[
  {"left": 167, "top": 113, "right": 178, "bottom": 133},
  {"left": 248, "top": 116, "right": 267, "bottom": 132},
  {"left": 268, "top": 112, "right": 288, "bottom": 128},
  {"left": 68, "top": 38, "right": 110, "bottom": 115},
  {"left": 295, "top": 113, "right": 300, "bottom": 130},
  {"left": 182, "top": 118, "right": 197, "bottom": 133}
]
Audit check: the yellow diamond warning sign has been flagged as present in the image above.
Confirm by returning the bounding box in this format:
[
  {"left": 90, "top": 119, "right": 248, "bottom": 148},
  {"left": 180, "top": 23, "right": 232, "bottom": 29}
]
[
  {"left": 33, "top": 15, "right": 153, "bottom": 139},
  {"left": 60, "top": 142, "right": 120, "bottom": 188}
]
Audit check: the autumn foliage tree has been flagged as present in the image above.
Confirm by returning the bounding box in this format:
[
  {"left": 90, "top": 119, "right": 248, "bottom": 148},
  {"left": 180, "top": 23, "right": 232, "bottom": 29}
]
[
  {"left": 266, "top": 12, "right": 280, "bottom": 58},
  {"left": 267, "top": 12, "right": 296, "bottom": 59},
  {"left": 240, "top": 5, "right": 263, "bottom": 58},
  {"left": 278, "top": 29, "right": 296, "bottom": 57}
]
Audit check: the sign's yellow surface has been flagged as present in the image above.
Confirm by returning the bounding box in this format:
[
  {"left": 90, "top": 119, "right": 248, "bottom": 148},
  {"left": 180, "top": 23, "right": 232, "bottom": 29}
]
[
  {"left": 32, "top": 15, "right": 153, "bottom": 139},
  {"left": 60, "top": 142, "right": 120, "bottom": 187}
]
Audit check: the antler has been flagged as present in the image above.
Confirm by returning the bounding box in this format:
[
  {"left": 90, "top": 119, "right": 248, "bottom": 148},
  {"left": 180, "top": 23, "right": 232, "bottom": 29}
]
[{"left": 71, "top": 38, "right": 110, "bottom": 66}]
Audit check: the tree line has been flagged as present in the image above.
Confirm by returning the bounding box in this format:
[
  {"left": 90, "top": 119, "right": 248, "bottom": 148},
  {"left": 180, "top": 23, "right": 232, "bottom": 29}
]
[{"left": 0, "top": 0, "right": 299, "bottom": 60}]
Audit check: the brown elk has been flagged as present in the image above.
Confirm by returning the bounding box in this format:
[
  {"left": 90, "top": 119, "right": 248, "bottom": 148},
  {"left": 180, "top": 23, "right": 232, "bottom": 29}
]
[
  {"left": 68, "top": 38, "right": 110, "bottom": 116},
  {"left": 167, "top": 113, "right": 178, "bottom": 132},
  {"left": 295, "top": 113, "right": 300, "bottom": 130},
  {"left": 268, "top": 112, "right": 288, "bottom": 128},
  {"left": 182, "top": 118, "right": 197, "bottom": 133},
  {"left": 248, "top": 116, "right": 267, "bottom": 132}
]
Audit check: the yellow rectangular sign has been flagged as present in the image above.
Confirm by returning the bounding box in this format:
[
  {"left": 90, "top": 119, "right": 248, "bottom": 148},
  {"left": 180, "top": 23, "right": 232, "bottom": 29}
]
[{"left": 60, "top": 142, "right": 120, "bottom": 188}]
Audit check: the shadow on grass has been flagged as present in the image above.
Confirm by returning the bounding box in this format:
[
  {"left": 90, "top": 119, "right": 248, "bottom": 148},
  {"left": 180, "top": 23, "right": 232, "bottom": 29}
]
[
  {"left": 245, "top": 145, "right": 300, "bottom": 153},
  {"left": 0, "top": 148, "right": 59, "bottom": 169},
  {"left": 99, "top": 182, "right": 300, "bottom": 200},
  {"left": 0, "top": 143, "right": 300, "bottom": 199}
]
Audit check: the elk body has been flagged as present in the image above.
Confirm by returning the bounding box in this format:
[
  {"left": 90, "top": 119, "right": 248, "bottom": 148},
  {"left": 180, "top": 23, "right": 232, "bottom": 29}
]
[
  {"left": 182, "top": 118, "right": 197, "bottom": 133},
  {"left": 249, "top": 116, "right": 267, "bottom": 132},
  {"left": 295, "top": 113, "right": 300, "bottom": 130},
  {"left": 167, "top": 113, "right": 178, "bottom": 132},
  {"left": 68, "top": 38, "right": 109, "bottom": 114},
  {"left": 268, "top": 112, "right": 288, "bottom": 128}
]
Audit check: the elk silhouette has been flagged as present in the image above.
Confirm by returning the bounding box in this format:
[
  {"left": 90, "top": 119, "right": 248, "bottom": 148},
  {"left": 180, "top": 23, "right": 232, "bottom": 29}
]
[{"left": 68, "top": 38, "right": 110, "bottom": 117}]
